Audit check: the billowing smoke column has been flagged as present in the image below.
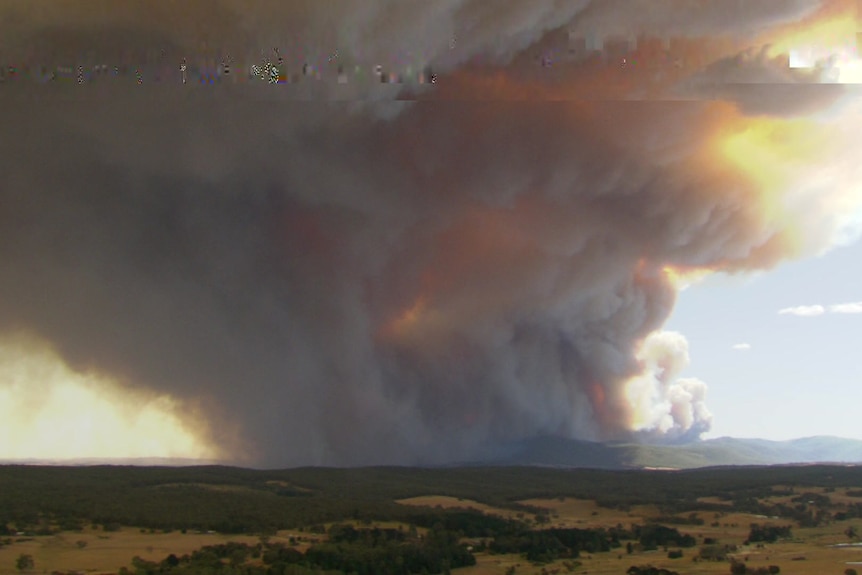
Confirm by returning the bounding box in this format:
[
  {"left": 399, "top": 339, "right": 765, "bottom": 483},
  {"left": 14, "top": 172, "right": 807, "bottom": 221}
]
[
  {"left": 0, "top": 0, "right": 859, "bottom": 466},
  {"left": 625, "top": 331, "right": 712, "bottom": 443}
]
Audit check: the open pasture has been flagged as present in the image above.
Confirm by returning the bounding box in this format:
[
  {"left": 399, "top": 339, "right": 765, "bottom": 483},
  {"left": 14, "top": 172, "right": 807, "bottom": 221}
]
[
  {"left": 0, "top": 528, "right": 298, "bottom": 575},
  {"left": 3, "top": 465, "right": 862, "bottom": 575},
  {"left": 397, "top": 496, "right": 522, "bottom": 519}
]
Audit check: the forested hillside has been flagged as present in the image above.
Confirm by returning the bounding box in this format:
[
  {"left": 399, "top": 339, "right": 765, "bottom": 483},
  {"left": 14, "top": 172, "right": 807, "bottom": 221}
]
[{"left": 2, "top": 465, "right": 862, "bottom": 533}]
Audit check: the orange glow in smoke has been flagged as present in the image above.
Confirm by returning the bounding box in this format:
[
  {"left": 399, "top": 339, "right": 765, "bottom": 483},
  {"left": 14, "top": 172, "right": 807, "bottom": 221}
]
[
  {"left": 710, "top": 107, "right": 837, "bottom": 257},
  {"left": 763, "top": 0, "right": 862, "bottom": 82},
  {"left": 768, "top": 11, "right": 857, "bottom": 56},
  {"left": 634, "top": 258, "right": 713, "bottom": 290},
  {"left": 661, "top": 265, "right": 713, "bottom": 290},
  {"left": 723, "top": 116, "right": 823, "bottom": 175},
  {"left": 591, "top": 382, "right": 606, "bottom": 409},
  {"left": 380, "top": 295, "right": 430, "bottom": 341},
  {"left": 765, "top": 2, "right": 858, "bottom": 55},
  {"left": 391, "top": 296, "right": 427, "bottom": 333}
]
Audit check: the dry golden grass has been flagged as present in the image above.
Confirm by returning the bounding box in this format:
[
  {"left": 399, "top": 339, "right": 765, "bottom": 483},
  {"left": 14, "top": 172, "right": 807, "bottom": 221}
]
[
  {"left": 696, "top": 496, "right": 733, "bottom": 506},
  {"left": 827, "top": 488, "right": 862, "bottom": 506},
  {"left": 461, "top": 538, "right": 862, "bottom": 575},
  {"left": 461, "top": 550, "right": 733, "bottom": 575},
  {"left": 396, "top": 496, "right": 520, "bottom": 519},
  {"left": 0, "top": 527, "right": 290, "bottom": 575},
  {"left": 459, "top": 496, "right": 862, "bottom": 575},
  {"left": 461, "top": 553, "right": 526, "bottom": 575},
  {"left": 518, "top": 497, "right": 658, "bottom": 529},
  {"left": 0, "top": 521, "right": 417, "bottom": 575},
  {"left": 4, "top": 488, "right": 861, "bottom": 575}
]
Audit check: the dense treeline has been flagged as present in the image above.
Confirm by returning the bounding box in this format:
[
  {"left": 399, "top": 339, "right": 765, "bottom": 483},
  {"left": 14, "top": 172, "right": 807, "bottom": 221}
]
[
  {"left": 834, "top": 503, "right": 862, "bottom": 521},
  {"left": 120, "top": 526, "right": 475, "bottom": 575},
  {"left": 2, "top": 465, "right": 862, "bottom": 534},
  {"left": 626, "top": 566, "right": 680, "bottom": 575},
  {"left": 486, "top": 523, "right": 696, "bottom": 563},
  {"left": 647, "top": 513, "right": 704, "bottom": 526},
  {"left": 409, "top": 511, "right": 526, "bottom": 538},
  {"left": 730, "top": 561, "right": 781, "bottom": 574},
  {"left": 490, "top": 527, "right": 616, "bottom": 562},
  {"left": 745, "top": 524, "right": 793, "bottom": 544},
  {"left": 631, "top": 525, "right": 696, "bottom": 549},
  {"left": 306, "top": 525, "right": 475, "bottom": 575},
  {"left": 119, "top": 523, "right": 645, "bottom": 574},
  {"left": 717, "top": 489, "right": 862, "bottom": 528}
]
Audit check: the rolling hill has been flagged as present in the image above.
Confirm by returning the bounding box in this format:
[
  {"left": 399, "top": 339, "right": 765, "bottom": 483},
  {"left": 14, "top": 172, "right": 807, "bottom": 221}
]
[
  {"left": 490, "top": 435, "right": 862, "bottom": 469},
  {"left": 3, "top": 436, "right": 861, "bottom": 470}
]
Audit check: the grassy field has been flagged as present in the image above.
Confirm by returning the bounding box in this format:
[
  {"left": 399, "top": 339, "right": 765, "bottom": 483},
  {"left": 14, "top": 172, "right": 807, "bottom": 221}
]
[
  {"left": 396, "top": 496, "right": 523, "bottom": 519},
  {"left": 3, "top": 498, "right": 861, "bottom": 575},
  {"left": 436, "top": 493, "right": 862, "bottom": 575},
  {"left": 0, "top": 521, "right": 433, "bottom": 575},
  {"left": 0, "top": 527, "right": 302, "bottom": 575},
  {"left": 3, "top": 502, "right": 861, "bottom": 575},
  {"left": 517, "top": 496, "right": 658, "bottom": 529},
  {"left": 2, "top": 465, "right": 862, "bottom": 575}
]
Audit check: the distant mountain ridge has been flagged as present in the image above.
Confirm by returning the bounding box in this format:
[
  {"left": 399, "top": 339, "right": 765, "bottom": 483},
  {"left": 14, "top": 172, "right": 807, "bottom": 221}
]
[
  {"left": 0, "top": 457, "right": 225, "bottom": 467},
  {"left": 3, "top": 436, "right": 861, "bottom": 469},
  {"left": 490, "top": 435, "right": 862, "bottom": 469}
]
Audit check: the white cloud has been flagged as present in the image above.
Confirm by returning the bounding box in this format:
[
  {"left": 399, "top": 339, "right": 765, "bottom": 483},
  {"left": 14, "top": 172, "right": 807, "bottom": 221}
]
[
  {"left": 778, "top": 304, "right": 825, "bottom": 316},
  {"left": 829, "top": 301, "right": 862, "bottom": 314},
  {"left": 777, "top": 301, "right": 862, "bottom": 316},
  {"left": 731, "top": 343, "right": 751, "bottom": 350}
]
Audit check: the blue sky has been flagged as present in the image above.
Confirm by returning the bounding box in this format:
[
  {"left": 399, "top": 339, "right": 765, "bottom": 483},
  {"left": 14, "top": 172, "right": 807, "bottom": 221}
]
[{"left": 665, "top": 237, "right": 862, "bottom": 440}]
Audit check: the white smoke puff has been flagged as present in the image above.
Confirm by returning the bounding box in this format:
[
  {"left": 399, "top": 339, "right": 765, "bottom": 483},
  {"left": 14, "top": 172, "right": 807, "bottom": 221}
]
[
  {"left": 625, "top": 330, "right": 712, "bottom": 440},
  {"left": 668, "top": 377, "right": 711, "bottom": 433}
]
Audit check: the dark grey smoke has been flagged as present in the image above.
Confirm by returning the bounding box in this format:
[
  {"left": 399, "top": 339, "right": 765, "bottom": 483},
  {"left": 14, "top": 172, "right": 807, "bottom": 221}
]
[{"left": 0, "top": 0, "right": 848, "bottom": 467}]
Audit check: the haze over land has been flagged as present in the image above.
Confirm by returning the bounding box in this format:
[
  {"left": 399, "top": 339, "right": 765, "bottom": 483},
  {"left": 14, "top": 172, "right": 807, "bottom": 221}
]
[{"left": 1, "top": 0, "right": 861, "bottom": 467}]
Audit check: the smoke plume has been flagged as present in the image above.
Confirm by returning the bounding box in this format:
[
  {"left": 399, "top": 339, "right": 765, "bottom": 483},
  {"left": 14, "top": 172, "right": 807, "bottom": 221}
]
[{"left": 1, "top": 0, "right": 859, "bottom": 466}]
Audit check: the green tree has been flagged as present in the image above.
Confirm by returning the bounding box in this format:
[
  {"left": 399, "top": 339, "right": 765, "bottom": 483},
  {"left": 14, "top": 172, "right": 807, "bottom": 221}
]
[
  {"left": 163, "top": 554, "right": 180, "bottom": 568},
  {"left": 15, "top": 554, "right": 34, "bottom": 572},
  {"left": 698, "top": 544, "right": 727, "bottom": 561}
]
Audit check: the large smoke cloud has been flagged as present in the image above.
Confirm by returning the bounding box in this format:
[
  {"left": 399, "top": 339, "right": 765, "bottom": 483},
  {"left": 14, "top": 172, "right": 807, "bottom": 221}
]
[{"left": 1, "top": 0, "right": 857, "bottom": 466}]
